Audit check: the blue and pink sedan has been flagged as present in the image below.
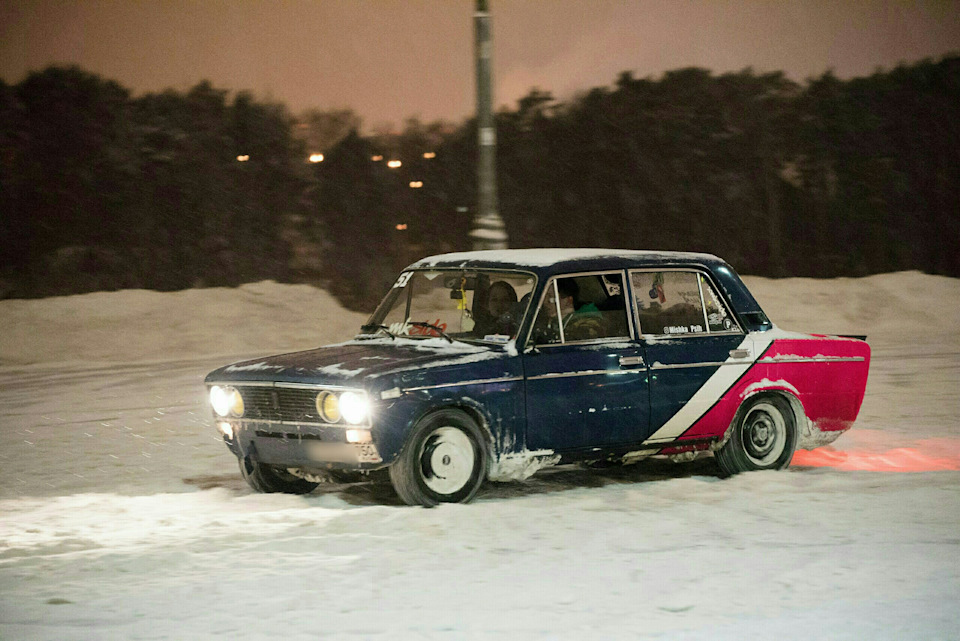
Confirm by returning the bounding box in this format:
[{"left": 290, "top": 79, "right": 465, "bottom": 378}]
[{"left": 206, "top": 249, "right": 870, "bottom": 506}]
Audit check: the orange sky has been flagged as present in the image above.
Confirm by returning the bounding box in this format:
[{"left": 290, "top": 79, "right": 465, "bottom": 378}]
[{"left": 2, "top": 0, "right": 958, "bottom": 129}]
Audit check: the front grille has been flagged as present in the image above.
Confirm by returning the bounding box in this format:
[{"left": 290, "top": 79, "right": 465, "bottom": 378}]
[{"left": 237, "top": 386, "right": 322, "bottom": 424}]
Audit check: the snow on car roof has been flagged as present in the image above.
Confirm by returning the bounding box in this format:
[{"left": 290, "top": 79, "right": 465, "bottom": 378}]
[{"left": 409, "top": 248, "right": 722, "bottom": 270}]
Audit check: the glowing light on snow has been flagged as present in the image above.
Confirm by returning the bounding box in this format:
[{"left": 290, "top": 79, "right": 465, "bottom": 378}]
[
  {"left": 792, "top": 445, "right": 960, "bottom": 472},
  {"left": 308, "top": 153, "right": 324, "bottom": 163}
]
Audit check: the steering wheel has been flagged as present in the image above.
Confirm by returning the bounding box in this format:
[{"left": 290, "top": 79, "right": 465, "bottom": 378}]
[{"left": 564, "top": 315, "right": 604, "bottom": 341}]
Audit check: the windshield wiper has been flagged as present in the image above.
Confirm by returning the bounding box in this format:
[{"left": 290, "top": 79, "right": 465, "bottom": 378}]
[
  {"left": 359, "top": 323, "right": 396, "bottom": 340},
  {"left": 407, "top": 321, "right": 454, "bottom": 344}
]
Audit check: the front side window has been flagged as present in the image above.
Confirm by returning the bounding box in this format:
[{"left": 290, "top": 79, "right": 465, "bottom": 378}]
[
  {"left": 632, "top": 270, "right": 739, "bottom": 336},
  {"left": 364, "top": 270, "right": 535, "bottom": 343},
  {"left": 530, "top": 272, "right": 630, "bottom": 345}
]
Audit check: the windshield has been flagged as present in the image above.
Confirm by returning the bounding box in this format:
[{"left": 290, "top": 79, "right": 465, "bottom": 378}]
[{"left": 362, "top": 269, "right": 536, "bottom": 343}]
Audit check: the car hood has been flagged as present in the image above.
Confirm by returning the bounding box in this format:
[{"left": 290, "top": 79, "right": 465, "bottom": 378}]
[{"left": 204, "top": 338, "right": 508, "bottom": 387}]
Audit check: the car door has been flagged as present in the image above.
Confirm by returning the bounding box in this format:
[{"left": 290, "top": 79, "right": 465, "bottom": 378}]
[
  {"left": 523, "top": 271, "right": 650, "bottom": 452},
  {"left": 630, "top": 269, "right": 752, "bottom": 444}
]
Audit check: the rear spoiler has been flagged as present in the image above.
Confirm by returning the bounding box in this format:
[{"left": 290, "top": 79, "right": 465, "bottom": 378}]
[{"left": 837, "top": 334, "right": 867, "bottom": 341}]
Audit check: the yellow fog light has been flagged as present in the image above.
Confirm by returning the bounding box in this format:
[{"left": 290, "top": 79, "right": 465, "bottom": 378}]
[
  {"left": 230, "top": 390, "right": 244, "bottom": 417},
  {"left": 317, "top": 391, "right": 341, "bottom": 423},
  {"left": 345, "top": 429, "right": 372, "bottom": 444}
]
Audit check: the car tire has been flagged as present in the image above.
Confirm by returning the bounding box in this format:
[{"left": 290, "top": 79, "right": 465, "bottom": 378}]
[
  {"left": 716, "top": 394, "right": 797, "bottom": 476},
  {"left": 389, "top": 409, "right": 488, "bottom": 507},
  {"left": 239, "top": 456, "right": 320, "bottom": 494}
]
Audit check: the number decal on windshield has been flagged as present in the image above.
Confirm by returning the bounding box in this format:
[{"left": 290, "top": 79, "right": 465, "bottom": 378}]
[{"left": 393, "top": 272, "right": 413, "bottom": 289}]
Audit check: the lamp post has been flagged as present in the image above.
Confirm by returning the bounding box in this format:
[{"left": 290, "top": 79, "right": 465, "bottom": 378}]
[{"left": 470, "top": 0, "right": 507, "bottom": 250}]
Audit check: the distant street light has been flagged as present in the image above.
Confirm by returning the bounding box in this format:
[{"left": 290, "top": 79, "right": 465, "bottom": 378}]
[
  {"left": 387, "top": 160, "right": 402, "bottom": 168},
  {"left": 409, "top": 181, "right": 423, "bottom": 188},
  {"left": 236, "top": 155, "right": 250, "bottom": 162},
  {"left": 396, "top": 223, "right": 408, "bottom": 230},
  {"left": 423, "top": 152, "right": 436, "bottom": 159},
  {"left": 308, "top": 153, "right": 324, "bottom": 163},
  {"left": 372, "top": 155, "right": 384, "bottom": 161}
]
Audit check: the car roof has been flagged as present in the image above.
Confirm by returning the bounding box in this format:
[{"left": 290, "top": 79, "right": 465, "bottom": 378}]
[
  {"left": 406, "top": 248, "right": 726, "bottom": 275},
  {"left": 404, "top": 248, "right": 772, "bottom": 332}
]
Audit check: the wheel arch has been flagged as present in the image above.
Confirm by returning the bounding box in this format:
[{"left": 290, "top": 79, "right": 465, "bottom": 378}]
[
  {"left": 404, "top": 398, "right": 496, "bottom": 461},
  {"left": 731, "top": 386, "right": 808, "bottom": 443},
  {"left": 715, "top": 387, "right": 803, "bottom": 475}
]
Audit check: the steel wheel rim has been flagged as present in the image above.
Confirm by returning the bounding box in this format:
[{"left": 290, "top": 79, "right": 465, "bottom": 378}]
[
  {"left": 741, "top": 402, "right": 786, "bottom": 466},
  {"left": 418, "top": 426, "right": 476, "bottom": 495}
]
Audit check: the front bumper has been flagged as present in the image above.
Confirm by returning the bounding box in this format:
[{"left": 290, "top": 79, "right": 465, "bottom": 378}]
[{"left": 221, "top": 420, "right": 383, "bottom": 470}]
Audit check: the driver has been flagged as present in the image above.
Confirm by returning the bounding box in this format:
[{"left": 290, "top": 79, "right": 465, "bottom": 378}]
[
  {"left": 533, "top": 279, "right": 605, "bottom": 343},
  {"left": 556, "top": 279, "right": 603, "bottom": 340}
]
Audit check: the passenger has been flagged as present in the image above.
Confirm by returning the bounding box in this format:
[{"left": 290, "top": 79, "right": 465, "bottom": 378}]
[
  {"left": 474, "top": 281, "right": 518, "bottom": 338},
  {"left": 487, "top": 281, "right": 518, "bottom": 318}
]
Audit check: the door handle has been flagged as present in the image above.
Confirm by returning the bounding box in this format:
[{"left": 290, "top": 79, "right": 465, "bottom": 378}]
[
  {"left": 729, "top": 349, "right": 750, "bottom": 359},
  {"left": 619, "top": 356, "right": 645, "bottom": 367}
]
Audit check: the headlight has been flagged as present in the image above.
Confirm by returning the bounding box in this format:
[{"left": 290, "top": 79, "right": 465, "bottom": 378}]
[
  {"left": 210, "top": 385, "right": 244, "bottom": 417},
  {"left": 339, "top": 391, "right": 369, "bottom": 425},
  {"left": 316, "top": 391, "right": 341, "bottom": 423}
]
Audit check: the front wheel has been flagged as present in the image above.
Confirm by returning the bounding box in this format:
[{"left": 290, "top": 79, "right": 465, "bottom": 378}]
[
  {"left": 239, "top": 457, "right": 319, "bottom": 494},
  {"left": 716, "top": 395, "right": 797, "bottom": 476},
  {"left": 389, "top": 409, "right": 487, "bottom": 506}
]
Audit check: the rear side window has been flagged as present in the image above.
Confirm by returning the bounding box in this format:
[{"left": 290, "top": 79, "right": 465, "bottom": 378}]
[
  {"left": 631, "top": 271, "right": 739, "bottom": 336},
  {"left": 700, "top": 274, "right": 736, "bottom": 332}
]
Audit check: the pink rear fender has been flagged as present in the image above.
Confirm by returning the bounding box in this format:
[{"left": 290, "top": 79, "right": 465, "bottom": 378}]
[{"left": 681, "top": 335, "right": 871, "bottom": 446}]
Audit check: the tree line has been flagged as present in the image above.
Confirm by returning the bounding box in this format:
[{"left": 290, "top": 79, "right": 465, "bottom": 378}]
[
  {"left": 1, "top": 56, "right": 957, "bottom": 310},
  {"left": 0, "top": 67, "right": 308, "bottom": 297}
]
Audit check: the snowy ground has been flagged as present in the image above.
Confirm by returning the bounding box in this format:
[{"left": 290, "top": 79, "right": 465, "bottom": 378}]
[{"left": 1, "top": 273, "right": 958, "bottom": 640}]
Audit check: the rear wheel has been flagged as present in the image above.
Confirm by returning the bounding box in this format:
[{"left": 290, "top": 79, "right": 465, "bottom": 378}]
[
  {"left": 239, "top": 457, "right": 319, "bottom": 494},
  {"left": 716, "top": 395, "right": 797, "bottom": 476},
  {"left": 389, "top": 409, "right": 487, "bottom": 507}
]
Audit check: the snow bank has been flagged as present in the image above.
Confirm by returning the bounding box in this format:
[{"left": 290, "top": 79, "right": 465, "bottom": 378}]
[
  {"left": 743, "top": 270, "right": 960, "bottom": 343},
  {"left": 0, "top": 281, "right": 368, "bottom": 366}
]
